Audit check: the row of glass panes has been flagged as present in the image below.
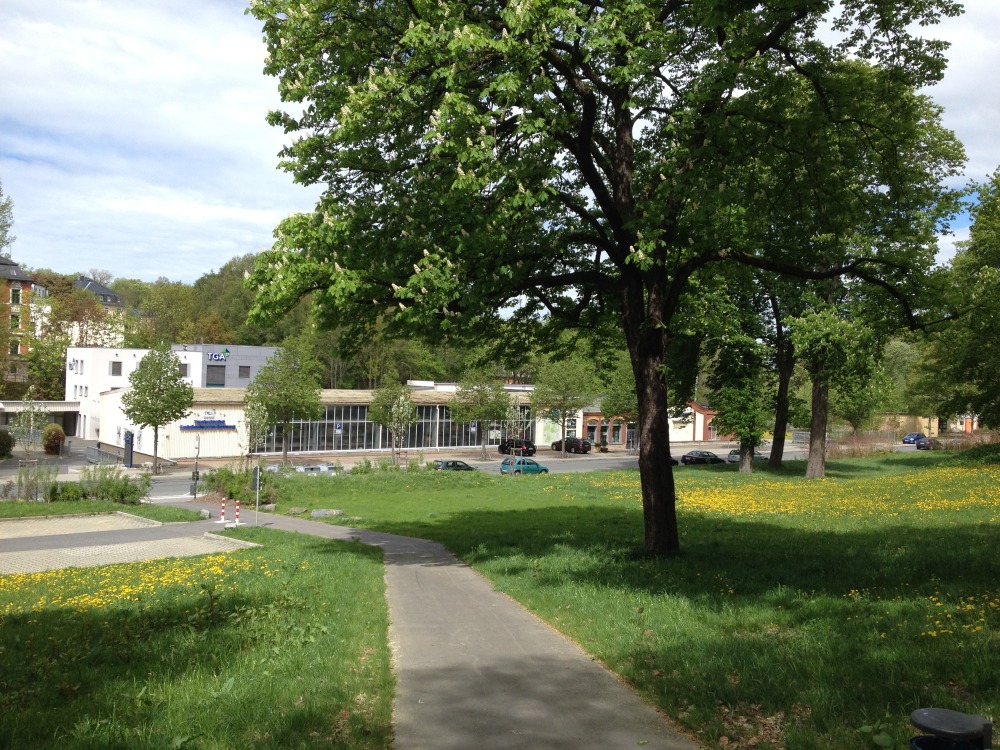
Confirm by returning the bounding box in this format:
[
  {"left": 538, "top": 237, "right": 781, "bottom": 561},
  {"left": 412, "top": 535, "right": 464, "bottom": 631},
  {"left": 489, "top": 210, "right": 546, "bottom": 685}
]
[{"left": 253, "top": 404, "right": 535, "bottom": 454}]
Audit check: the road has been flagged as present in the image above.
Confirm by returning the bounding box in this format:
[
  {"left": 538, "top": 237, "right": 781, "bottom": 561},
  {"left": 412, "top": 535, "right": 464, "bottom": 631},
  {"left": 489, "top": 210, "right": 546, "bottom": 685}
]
[{"left": 23, "top": 440, "right": 915, "bottom": 500}]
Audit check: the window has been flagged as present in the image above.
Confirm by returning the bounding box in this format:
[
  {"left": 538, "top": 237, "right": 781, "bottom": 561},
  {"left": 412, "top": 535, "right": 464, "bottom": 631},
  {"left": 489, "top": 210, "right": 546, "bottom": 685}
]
[
  {"left": 206, "top": 364, "right": 226, "bottom": 387},
  {"left": 9, "top": 314, "right": 18, "bottom": 330},
  {"left": 239, "top": 365, "right": 251, "bottom": 378},
  {"left": 9, "top": 339, "right": 18, "bottom": 357},
  {"left": 10, "top": 286, "right": 20, "bottom": 305},
  {"left": 110, "top": 361, "right": 122, "bottom": 376},
  {"left": 178, "top": 363, "right": 189, "bottom": 377}
]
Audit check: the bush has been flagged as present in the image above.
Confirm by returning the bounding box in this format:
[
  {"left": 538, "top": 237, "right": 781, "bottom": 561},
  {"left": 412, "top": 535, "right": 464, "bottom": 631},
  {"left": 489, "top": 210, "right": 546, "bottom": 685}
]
[
  {"left": 351, "top": 458, "right": 373, "bottom": 475},
  {"left": 0, "top": 429, "right": 13, "bottom": 458},
  {"left": 17, "top": 463, "right": 57, "bottom": 502},
  {"left": 42, "top": 423, "right": 66, "bottom": 455},
  {"left": 53, "top": 482, "right": 84, "bottom": 502},
  {"left": 78, "top": 465, "right": 150, "bottom": 505},
  {"left": 204, "top": 465, "right": 276, "bottom": 505}
]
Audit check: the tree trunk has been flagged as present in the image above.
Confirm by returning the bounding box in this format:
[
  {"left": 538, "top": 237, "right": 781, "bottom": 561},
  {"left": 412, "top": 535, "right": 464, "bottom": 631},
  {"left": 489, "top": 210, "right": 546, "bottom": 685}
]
[
  {"left": 739, "top": 441, "right": 754, "bottom": 474},
  {"left": 625, "top": 280, "right": 679, "bottom": 556},
  {"left": 281, "top": 422, "right": 289, "bottom": 464},
  {"left": 153, "top": 426, "right": 159, "bottom": 475},
  {"left": 768, "top": 293, "right": 792, "bottom": 469},
  {"left": 806, "top": 376, "right": 828, "bottom": 479},
  {"left": 634, "top": 359, "right": 679, "bottom": 555}
]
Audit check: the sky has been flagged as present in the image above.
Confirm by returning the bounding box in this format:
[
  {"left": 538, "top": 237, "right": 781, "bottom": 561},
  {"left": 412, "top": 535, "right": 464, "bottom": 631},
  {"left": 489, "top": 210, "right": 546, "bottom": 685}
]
[{"left": 2, "top": 1, "right": 999, "bottom": 285}]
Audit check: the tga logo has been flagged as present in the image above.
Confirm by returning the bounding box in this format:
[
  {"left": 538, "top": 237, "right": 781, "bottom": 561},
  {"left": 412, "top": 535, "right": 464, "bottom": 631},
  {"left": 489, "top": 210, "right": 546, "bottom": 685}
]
[{"left": 208, "top": 348, "right": 231, "bottom": 362}]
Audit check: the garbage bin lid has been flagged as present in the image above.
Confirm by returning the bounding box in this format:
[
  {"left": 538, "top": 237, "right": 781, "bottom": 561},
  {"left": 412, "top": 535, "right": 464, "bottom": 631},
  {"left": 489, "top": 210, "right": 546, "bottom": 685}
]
[{"left": 911, "top": 708, "right": 990, "bottom": 740}]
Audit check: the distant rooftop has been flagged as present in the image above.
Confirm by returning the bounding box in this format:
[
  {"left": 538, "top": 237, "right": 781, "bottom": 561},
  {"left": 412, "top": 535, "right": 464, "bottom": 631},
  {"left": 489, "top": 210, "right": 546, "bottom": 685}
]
[
  {"left": 75, "top": 276, "right": 123, "bottom": 306},
  {"left": 0, "top": 255, "right": 33, "bottom": 283}
]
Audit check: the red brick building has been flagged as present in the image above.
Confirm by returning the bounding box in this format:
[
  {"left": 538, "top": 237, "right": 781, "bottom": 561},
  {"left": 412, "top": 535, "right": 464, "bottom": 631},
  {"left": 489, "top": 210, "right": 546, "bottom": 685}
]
[{"left": 0, "top": 255, "right": 33, "bottom": 383}]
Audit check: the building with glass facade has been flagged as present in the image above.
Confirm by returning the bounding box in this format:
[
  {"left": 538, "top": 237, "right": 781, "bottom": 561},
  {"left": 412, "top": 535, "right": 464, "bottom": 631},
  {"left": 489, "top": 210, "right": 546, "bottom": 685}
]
[{"left": 98, "top": 385, "right": 538, "bottom": 461}]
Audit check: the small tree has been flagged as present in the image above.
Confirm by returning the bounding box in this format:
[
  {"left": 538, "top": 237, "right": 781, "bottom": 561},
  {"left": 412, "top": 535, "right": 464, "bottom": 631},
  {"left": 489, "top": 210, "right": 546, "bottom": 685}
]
[
  {"left": 121, "top": 345, "right": 194, "bottom": 474},
  {"left": 368, "top": 383, "right": 417, "bottom": 465},
  {"left": 241, "top": 397, "right": 271, "bottom": 468},
  {"left": 9, "top": 386, "right": 47, "bottom": 457},
  {"left": 530, "top": 355, "right": 600, "bottom": 456},
  {"left": 244, "top": 334, "right": 324, "bottom": 463},
  {"left": 450, "top": 374, "right": 516, "bottom": 459}
]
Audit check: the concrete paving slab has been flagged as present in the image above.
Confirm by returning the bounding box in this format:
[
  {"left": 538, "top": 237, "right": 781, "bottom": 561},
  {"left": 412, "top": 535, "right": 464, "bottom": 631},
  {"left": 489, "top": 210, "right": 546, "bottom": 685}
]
[
  {"left": 233, "top": 513, "right": 700, "bottom": 750},
  {"left": 0, "top": 511, "right": 159, "bottom": 539},
  {"left": 0, "top": 533, "right": 259, "bottom": 574},
  {"left": 3, "top": 505, "right": 701, "bottom": 749}
]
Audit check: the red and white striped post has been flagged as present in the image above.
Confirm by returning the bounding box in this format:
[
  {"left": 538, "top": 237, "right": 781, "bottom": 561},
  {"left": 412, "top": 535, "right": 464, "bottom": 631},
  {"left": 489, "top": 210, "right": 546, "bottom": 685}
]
[
  {"left": 234, "top": 498, "right": 241, "bottom": 526},
  {"left": 217, "top": 497, "right": 227, "bottom": 523}
]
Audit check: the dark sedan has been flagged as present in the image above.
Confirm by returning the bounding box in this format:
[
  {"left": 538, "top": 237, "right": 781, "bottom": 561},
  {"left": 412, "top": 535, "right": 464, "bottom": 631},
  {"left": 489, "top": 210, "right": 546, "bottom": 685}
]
[
  {"left": 551, "top": 436, "right": 592, "bottom": 454},
  {"left": 433, "top": 460, "right": 477, "bottom": 471},
  {"left": 681, "top": 450, "right": 725, "bottom": 465},
  {"left": 915, "top": 437, "right": 941, "bottom": 451}
]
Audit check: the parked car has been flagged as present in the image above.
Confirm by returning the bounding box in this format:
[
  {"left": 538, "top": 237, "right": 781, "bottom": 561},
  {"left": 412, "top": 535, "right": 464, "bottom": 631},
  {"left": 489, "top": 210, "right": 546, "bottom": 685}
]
[
  {"left": 681, "top": 450, "right": 725, "bottom": 465},
  {"left": 294, "top": 463, "right": 342, "bottom": 476},
  {"left": 902, "top": 432, "right": 926, "bottom": 444},
  {"left": 915, "top": 436, "right": 941, "bottom": 451},
  {"left": 725, "top": 448, "right": 765, "bottom": 464},
  {"left": 500, "top": 456, "right": 549, "bottom": 475},
  {"left": 498, "top": 438, "right": 536, "bottom": 456},
  {"left": 433, "top": 459, "right": 477, "bottom": 471},
  {"left": 551, "top": 436, "right": 592, "bottom": 454}
]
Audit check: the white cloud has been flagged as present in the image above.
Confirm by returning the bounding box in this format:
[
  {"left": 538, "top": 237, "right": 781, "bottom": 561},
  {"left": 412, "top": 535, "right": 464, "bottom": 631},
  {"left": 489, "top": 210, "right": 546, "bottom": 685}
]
[
  {"left": 0, "top": 0, "right": 996, "bottom": 283},
  {"left": 1, "top": 0, "right": 319, "bottom": 282}
]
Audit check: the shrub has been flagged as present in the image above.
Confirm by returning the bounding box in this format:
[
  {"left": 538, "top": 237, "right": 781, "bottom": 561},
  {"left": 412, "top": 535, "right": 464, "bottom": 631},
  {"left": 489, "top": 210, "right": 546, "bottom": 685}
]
[
  {"left": 42, "top": 423, "right": 66, "bottom": 455},
  {"left": 352, "top": 458, "right": 373, "bottom": 475},
  {"left": 78, "top": 465, "right": 150, "bottom": 505},
  {"left": 0, "top": 429, "right": 13, "bottom": 458},
  {"left": 17, "top": 463, "right": 57, "bottom": 502},
  {"left": 54, "top": 482, "right": 84, "bottom": 502},
  {"left": 204, "top": 465, "right": 276, "bottom": 504}
]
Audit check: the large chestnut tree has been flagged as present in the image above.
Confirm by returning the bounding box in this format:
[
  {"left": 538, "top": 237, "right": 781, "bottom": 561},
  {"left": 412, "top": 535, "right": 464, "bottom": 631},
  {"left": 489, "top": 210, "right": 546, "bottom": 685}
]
[{"left": 247, "top": 0, "right": 964, "bottom": 554}]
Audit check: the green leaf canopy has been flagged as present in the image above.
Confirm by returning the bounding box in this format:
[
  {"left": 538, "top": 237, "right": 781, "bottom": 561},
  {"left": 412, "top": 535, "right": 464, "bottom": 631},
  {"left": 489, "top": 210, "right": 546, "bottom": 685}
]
[{"left": 248, "top": 0, "right": 965, "bottom": 553}]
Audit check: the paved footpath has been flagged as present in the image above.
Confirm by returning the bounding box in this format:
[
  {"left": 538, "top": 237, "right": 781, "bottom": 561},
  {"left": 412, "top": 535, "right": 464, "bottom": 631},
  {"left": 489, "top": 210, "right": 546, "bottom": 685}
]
[{"left": 2, "top": 505, "right": 700, "bottom": 750}]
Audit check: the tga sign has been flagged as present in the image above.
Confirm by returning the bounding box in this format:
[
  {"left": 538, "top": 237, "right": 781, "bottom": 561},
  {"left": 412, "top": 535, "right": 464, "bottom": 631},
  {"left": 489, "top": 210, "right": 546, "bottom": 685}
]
[{"left": 207, "top": 348, "right": 231, "bottom": 362}]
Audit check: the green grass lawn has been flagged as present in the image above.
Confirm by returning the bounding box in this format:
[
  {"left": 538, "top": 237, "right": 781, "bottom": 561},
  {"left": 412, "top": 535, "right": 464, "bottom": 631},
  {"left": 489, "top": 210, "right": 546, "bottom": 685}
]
[
  {"left": 0, "top": 498, "right": 201, "bottom": 523},
  {"left": 273, "top": 451, "right": 1000, "bottom": 749},
  {"left": 0, "top": 528, "right": 392, "bottom": 750},
  {"left": 3, "top": 450, "right": 998, "bottom": 749}
]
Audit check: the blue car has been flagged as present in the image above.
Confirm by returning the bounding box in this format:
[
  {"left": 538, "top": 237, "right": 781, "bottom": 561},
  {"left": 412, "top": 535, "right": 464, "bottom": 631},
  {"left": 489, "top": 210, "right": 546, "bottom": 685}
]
[
  {"left": 500, "top": 457, "right": 549, "bottom": 475},
  {"left": 902, "top": 432, "right": 926, "bottom": 444}
]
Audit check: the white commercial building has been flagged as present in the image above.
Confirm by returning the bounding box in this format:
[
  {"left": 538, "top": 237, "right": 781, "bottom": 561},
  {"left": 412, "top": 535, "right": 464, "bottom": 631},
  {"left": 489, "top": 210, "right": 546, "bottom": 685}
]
[{"left": 66, "top": 345, "right": 277, "bottom": 442}]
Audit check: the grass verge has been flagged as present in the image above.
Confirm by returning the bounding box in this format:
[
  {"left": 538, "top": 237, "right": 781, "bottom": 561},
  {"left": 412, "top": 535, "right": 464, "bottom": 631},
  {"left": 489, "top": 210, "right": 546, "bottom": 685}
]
[
  {"left": 272, "top": 451, "right": 1000, "bottom": 749},
  {"left": 0, "top": 498, "right": 202, "bottom": 523},
  {"left": 0, "top": 528, "right": 392, "bottom": 749}
]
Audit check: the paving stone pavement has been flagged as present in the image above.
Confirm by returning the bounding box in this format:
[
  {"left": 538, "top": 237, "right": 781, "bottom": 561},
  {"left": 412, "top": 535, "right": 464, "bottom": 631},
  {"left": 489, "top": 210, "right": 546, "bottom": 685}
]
[
  {"left": 0, "top": 512, "right": 258, "bottom": 574},
  {"left": 1, "top": 507, "right": 701, "bottom": 749}
]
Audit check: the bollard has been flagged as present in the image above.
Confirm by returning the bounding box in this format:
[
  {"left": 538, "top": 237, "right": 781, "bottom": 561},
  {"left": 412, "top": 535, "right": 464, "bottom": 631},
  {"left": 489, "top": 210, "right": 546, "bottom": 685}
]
[
  {"left": 234, "top": 498, "right": 241, "bottom": 526},
  {"left": 217, "top": 497, "right": 227, "bottom": 523},
  {"left": 911, "top": 707, "right": 992, "bottom": 750}
]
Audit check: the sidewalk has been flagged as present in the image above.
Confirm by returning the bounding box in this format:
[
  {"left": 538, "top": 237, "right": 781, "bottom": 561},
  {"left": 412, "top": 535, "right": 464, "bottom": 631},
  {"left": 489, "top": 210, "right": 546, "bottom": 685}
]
[{"left": 3, "top": 503, "right": 701, "bottom": 750}]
